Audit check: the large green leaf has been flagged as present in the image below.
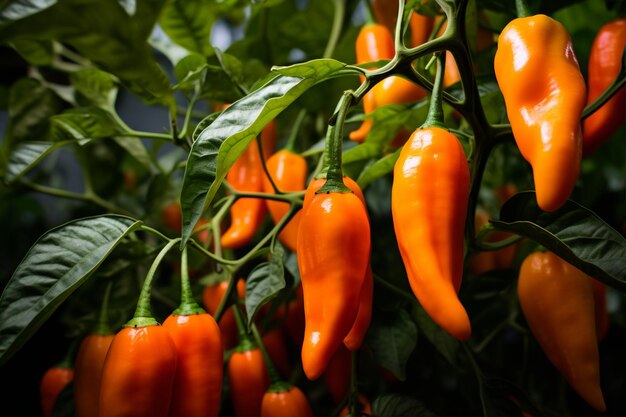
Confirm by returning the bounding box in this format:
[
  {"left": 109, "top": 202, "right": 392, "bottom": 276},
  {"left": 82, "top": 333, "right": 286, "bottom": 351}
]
[
  {"left": 180, "top": 59, "right": 353, "bottom": 245},
  {"left": 159, "top": 0, "right": 216, "bottom": 56},
  {"left": 4, "top": 141, "right": 71, "bottom": 183},
  {"left": 357, "top": 149, "right": 401, "bottom": 189},
  {"left": 0, "top": 0, "right": 56, "bottom": 23},
  {"left": 9, "top": 39, "right": 53, "bottom": 65},
  {"left": 245, "top": 245, "right": 286, "bottom": 329},
  {"left": 491, "top": 192, "right": 626, "bottom": 291},
  {"left": 0, "top": 215, "right": 142, "bottom": 366},
  {"left": 50, "top": 107, "right": 123, "bottom": 144},
  {"left": 365, "top": 307, "right": 417, "bottom": 381},
  {"left": 69, "top": 68, "right": 118, "bottom": 108}
]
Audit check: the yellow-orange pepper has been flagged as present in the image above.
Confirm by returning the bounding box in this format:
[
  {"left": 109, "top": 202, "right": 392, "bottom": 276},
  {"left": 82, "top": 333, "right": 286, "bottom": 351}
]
[
  {"left": 517, "top": 251, "right": 605, "bottom": 411},
  {"left": 494, "top": 15, "right": 586, "bottom": 212}
]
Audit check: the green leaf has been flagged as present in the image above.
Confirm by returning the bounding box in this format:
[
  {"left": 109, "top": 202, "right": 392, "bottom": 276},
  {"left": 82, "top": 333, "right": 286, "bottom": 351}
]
[
  {"left": 118, "top": 0, "right": 136, "bottom": 15},
  {"left": 112, "top": 137, "right": 153, "bottom": 171},
  {"left": 149, "top": 26, "right": 189, "bottom": 66},
  {"left": 4, "top": 141, "right": 71, "bottom": 183},
  {"left": 50, "top": 107, "right": 122, "bottom": 144},
  {"left": 245, "top": 246, "right": 286, "bottom": 329},
  {"left": 363, "top": 101, "right": 428, "bottom": 146},
  {"left": 372, "top": 394, "right": 435, "bottom": 417},
  {"left": 0, "top": 0, "right": 57, "bottom": 23},
  {"left": 0, "top": 215, "right": 142, "bottom": 366},
  {"left": 413, "top": 304, "right": 460, "bottom": 366},
  {"left": 342, "top": 142, "right": 381, "bottom": 165},
  {"left": 9, "top": 39, "right": 53, "bottom": 65},
  {"left": 357, "top": 149, "right": 401, "bottom": 189},
  {"left": 69, "top": 68, "right": 118, "bottom": 108},
  {"left": 180, "top": 59, "right": 349, "bottom": 245},
  {"left": 159, "top": 0, "right": 216, "bottom": 56},
  {"left": 173, "top": 53, "right": 207, "bottom": 91},
  {"left": 491, "top": 192, "right": 626, "bottom": 291},
  {"left": 365, "top": 308, "right": 417, "bottom": 381}
]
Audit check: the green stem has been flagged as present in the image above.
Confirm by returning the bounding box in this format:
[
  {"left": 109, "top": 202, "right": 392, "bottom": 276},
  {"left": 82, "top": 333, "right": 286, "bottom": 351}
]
[
  {"left": 57, "top": 339, "right": 80, "bottom": 369},
  {"left": 174, "top": 246, "right": 205, "bottom": 315},
  {"left": 251, "top": 324, "right": 284, "bottom": 387},
  {"left": 362, "top": 0, "right": 375, "bottom": 25},
  {"left": 582, "top": 67, "right": 626, "bottom": 119},
  {"left": 124, "top": 130, "right": 174, "bottom": 141},
  {"left": 473, "top": 223, "right": 524, "bottom": 251},
  {"left": 139, "top": 224, "right": 173, "bottom": 243},
  {"left": 324, "top": 0, "right": 347, "bottom": 59},
  {"left": 188, "top": 239, "right": 239, "bottom": 266},
  {"left": 211, "top": 194, "right": 235, "bottom": 262},
  {"left": 515, "top": 0, "right": 531, "bottom": 18},
  {"left": 179, "top": 91, "right": 199, "bottom": 139},
  {"left": 225, "top": 185, "right": 305, "bottom": 204},
  {"left": 348, "top": 351, "right": 360, "bottom": 416},
  {"left": 318, "top": 91, "right": 353, "bottom": 194},
  {"left": 394, "top": 0, "right": 405, "bottom": 53},
  {"left": 125, "top": 238, "right": 181, "bottom": 328},
  {"left": 56, "top": 44, "right": 91, "bottom": 67},
  {"left": 373, "top": 274, "right": 416, "bottom": 303},
  {"left": 232, "top": 302, "right": 254, "bottom": 351},
  {"left": 257, "top": 136, "right": 281, "bottom": 194},
  {"left": 462, "top": 343, "right": 488, "bottom": 416},
  {"left": 93, "top": 281, "right": 113, "bottom": 335},
  {"left": 421, "top": 52, "right": 447, "bottom": 129},
  {"left": 285, "top": 110, "right": 306, "bottom": 152}
]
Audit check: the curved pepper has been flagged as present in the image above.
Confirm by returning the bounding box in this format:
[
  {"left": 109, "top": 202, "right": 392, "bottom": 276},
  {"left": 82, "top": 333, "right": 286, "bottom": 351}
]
[
  {"left": 74, "top": 334, "right": 113, "bottom": 417},
  {"left": 583, "top": 18, "right": 626, "bottom": 156},
  {"left": 297, "top": 180, "right": 371, "bottom": 380},
  {"left": 222, "top": 121, "right": 276, "bottom": 248},
  {"left": 163, "top": 313, "right": 223, "bottom": 417},
  {"left": 392, "top": 127, "right": 471, "bottom": 340},
  {"left": 40, "top": 365, "right": 73, "bottom": 417},
  {"left": 517, "top": 251, "right": 605, "bottom": 411},
  {"left": 99, "top": 326, "right": 178, "bottom": 417},
  {"left": 494, "top": 15, "right": 586, "bottom": 212},
  {"left": 228, "top": 347, "right": 270, "bottom": 416},
  {"left": 262, "top": 149, "right": 308, "bottom": 252},
  {"left": 261, "top": 386, "right": 314, "bottom": 417}
]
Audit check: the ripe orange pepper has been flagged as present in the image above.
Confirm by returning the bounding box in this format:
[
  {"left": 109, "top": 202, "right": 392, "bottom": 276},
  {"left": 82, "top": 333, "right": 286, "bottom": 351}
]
[
  {"left": 468, "top": 209, "right": 518, "bottom": 275},
  {"left": 262, "top": 149, "right": 308, "bottom": 252},
  {"left": 260, "top": 385, "right": 314, "bottom": 417},
  {"left": 517, "top": 251, "right": 605, "bottom": 411},
  {"left": 583, "top": 18, "right": 626, "bottom": 156},
  {"left": 371, "top": 0, "right": 398, "bottom": 34},
  {"left": 410, "top": 11, "right": 434, "bottom": 48},
  {"left": 228, "top": 347, "right": 270, "bottom": 416},
  {"left": 202, "top": 278, "right": 246, "bottom": 350},
  {"left": 99, "top": 325, "right": 178, "bottom": 417},
  {"left": 494, "top": 15, "right": 586, "bottom": 212},
  {"left": 222, "top": 121, "right": 276, "bottom": 248},
  {"left": 297, "top": 179, "right": 371, "bottom": 380},
  {"left": 40, "top": 364, "right": 73, "bottom": 417},
  {"left": 74, "top": 334, "right": 113, "bottom": 417},
  {"left": 163, "top": 313, "right": 223, "bottom": 417},
  {"left": 392, "top": 126, "right": 471, "bottom": 340}
]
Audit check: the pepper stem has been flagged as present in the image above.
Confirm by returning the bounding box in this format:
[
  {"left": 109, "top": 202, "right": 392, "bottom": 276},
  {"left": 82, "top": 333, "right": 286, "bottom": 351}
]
[
  {"left": 515, "top": 0, "right": 531, "bottom": 18},
  {"left": 318, "top": 91, "right": 353, "bottom": 194},
  {"left": 93, "top": 281, "right": 113, "bottom": 335},
  {"left": 251, "top": 324, "right": 287, "bottom": 389},
  {"left": 232, "top": 301, "right": 254, "bottom": 351},
  {"left": 125, "top": 238, "right": 180, "bottom": 328},
  {"left": 173, "top": 245, "right": 205, "bottom": 316},
  {"left": 421, "top": 51, "right": 447, "bottom": 130},
  {"left": 57, "top": 339, "right": 79, "bottom": 369},
  {"left": 347, "top": 351, "right": 362, "bottom": 417},
  {"left": 285, "top": 110, "right": 306, "bottom": 153}
]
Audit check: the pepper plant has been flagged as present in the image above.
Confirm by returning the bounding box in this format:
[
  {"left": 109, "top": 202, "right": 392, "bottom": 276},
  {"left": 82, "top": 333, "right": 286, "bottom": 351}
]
[{"left": 0, "top": 0, "right": 625, "bottom": 416}]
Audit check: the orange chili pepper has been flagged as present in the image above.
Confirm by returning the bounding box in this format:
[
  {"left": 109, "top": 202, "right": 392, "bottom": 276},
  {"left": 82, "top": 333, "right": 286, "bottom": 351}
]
[
  {"left": 261, "top": 385, "right": 314, "bottom": 417},
  {"left": 262, "top": 327, "right": 292, "bottom": 378},
  {"left": 228, "top": 346, "right": 270, "bottom": 416},
  {"left": 202, "top": 278, "right": 246, "bottom": 350},
  {"left": 74, "top": 333, "right": 114, "bottom": 417},
  {"left": 40, "top": 364, "right": 73, "bottom": 417}
]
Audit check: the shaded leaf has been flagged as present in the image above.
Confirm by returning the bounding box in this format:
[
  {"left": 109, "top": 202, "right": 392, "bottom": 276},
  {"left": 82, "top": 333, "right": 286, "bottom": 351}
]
[
  {"left": 180, "top": 59, "right": 349, "bottom": 245},
  {"left": 372, "top": 394, "right": 435, "bottom": 417},
  {"left": 0, "top": 0, "right": 56, "bottom": 23},
  {"left": 492, "top": 192, "right": 626, "bottom": 291},
  {"left": 50, "top": 107, "right": 122, "bottom": 144},
  {"left": 9, "top": 39, "right": 53, "bottom": 65},
  {"left": 365, "top": 308, "right": 417, "bottom": 381},
  {"left": 245, "top": 245, "right": 286, "bottom": 328},
  {"left": 357, "top": 148, "right": 401, "bottom": 189},
  {"left": 118, "top": 0, "right": 135, "bottom": 15},
  {"left": 5, "top": 141, "right": 71, "bottom": 183},
  {"left": 173, "top": 53, "right": 207, "bottom": 91},
  {"left": 112, "top": 137, "right": 153, "bottom": 171},
  {"left": 0, "top": 215, "right": 142, "bottom": 366},
  {"left": 69, "top": 68, "right": 118, "bottom": 107},
  {"left": 413, "top": 304, "right": 460, "bottom": 366},
  {"left": 159, "top": 0, "right": 216, "bottom": 56}
]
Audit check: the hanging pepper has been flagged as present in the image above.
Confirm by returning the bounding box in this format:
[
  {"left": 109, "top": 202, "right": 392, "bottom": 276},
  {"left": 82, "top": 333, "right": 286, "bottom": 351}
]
[
  {"left": 222, "top": 121, "right": 276, "bottom": 248},
  {"left": 40, "top": 360, "right": 74, "bottom": 417},
  {"left": 162, "top": 248, "right": 223, "bottom": 417},
  {"left": 261, "top": 386, "right": 314, "bottom": 417},
  {"left": 392, "top": 53, "right": 471, "bottom": 341},
  {"left": 517, "top": 251, "right": 605, "bottom": 411},
  {"left": 262, "top": 149, "right": 308, "bottom": 252},
  {"left": 583, "top": 18, "right": 626, "bottom": 156},
  {"left": 99, "top": 241, "right": 179, "bottom": 417},
  {"left": 261, "top": 327, "right": 292, "bottom": 378},
  {"left": 74, "top": 284, "right": 114, "bottom": 417},
  {"left": 202, "top": 277, "right": 246, "bottom": 350},
  {"left": 494, "top": 14, "right": 586, "bottom": 212}
]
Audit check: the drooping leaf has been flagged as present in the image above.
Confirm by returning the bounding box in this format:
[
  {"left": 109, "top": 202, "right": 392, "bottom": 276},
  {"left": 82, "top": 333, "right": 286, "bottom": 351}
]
[
  {"left": 357, "top": 148, "right": 401, "bottom": 189},
  {"left": 9, "top": 39, "right": 53, "bottom": 65},
  {"left": 365, "top": 307, "right": 418, "bottom": 381},
  {"left": 0, "top": 215, "right": 142, "bottom": 366},
  {"left": 491, "top": 192, "right": 626, "bottom": 291},
  {"left": 180, "top": 59, "right": 352, "bottom": 245},
  {"left": 112, "top": 137, "right": 154, "bottom": 171},
  {"left": 413, "top": 304, "right": 460, "bottom": 366},
  {"left": 191, "top": 111, "right": 220, "bottom": 143},
  {"left": 149, "top": 25, "right": 189, "bottom": 66},
  {"left": 49, "top": 107, "right": 122, "bottom": 145},
  {"left": 0, "top": 0, "right": 57, "bottom": 23},
  {"left": 173, "top": 53, "right": 207, "bottom": 91},
  {"left": 159, "top": 0, "right": 216, "bottom": 56},
  {"left": 245, "top": 245, "right": 286, "bottom": 328},
  {"left": 69, "top": 68, "right": 118, "bottom": 108},
  {"left": 5, "top": 141, "right": 71, "bottom": 183}
]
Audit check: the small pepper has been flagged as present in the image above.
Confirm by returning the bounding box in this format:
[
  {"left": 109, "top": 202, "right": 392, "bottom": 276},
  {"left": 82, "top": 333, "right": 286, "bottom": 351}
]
[
  {"left": 40, "top": 364, "right": 74, "bottom": 417},
  {"left": 261, "top": 386, "right": 314, "bottom": 417}
]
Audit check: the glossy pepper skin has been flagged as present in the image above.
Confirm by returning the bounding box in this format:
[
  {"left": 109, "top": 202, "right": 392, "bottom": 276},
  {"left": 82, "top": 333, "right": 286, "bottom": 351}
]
[
  {"left": 494, "top": 15, "right": 586, "bottom": 212},
  {"left": 40, "top": 365, "right": 74, "bottom": 417},
  {"left": 228, "top": 347, "right": 270, "bottom": 417},
  {"left": 583, "top": 18, "right": 626, "bottom": 156},
  {"left": 262, "top": 149, "right": 308, "bottom": 252},
  {"left": 517, "top": 251, "right": 605, "bottom": 412},
  {"left": 202, "top": 278, "right": 246, "bottom": 350},
  {"left": 222, "top": 121, "right": 276, "bottom": 249},
  {"left": 162, "top": 313, "right": 223, "bottom": 417},
  {"left": 73, "top": 334, "right": 114, "bottom": 417},
  {"left": 261, "top": 386, "right": 314, "bottom": 417},
  {"left": 392, "top": 127, "right": 471, "bottom": 340},
  {"left": 297, "top": 181, "right": 371, "bottom": 380},
  {"left": 99, "top": 326, "right": 178, "bottom": 417}
]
